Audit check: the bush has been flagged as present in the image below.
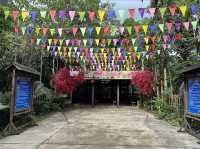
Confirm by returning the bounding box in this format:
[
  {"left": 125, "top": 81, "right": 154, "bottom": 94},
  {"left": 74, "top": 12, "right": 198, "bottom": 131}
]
[
  {"left": 0, "top": 91, "right": 11, "bottom": 105},
  {"left": 33, "top": 83, "right": 71, "bottom": 115}
]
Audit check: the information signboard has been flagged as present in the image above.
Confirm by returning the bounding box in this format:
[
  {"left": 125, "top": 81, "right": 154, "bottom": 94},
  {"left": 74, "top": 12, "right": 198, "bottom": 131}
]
[
  {"left": 188, "top": 79, "right": 200, "bottom": 115},
  {"left": 15, "top": 79, "right": 32, "bottom": 113}
]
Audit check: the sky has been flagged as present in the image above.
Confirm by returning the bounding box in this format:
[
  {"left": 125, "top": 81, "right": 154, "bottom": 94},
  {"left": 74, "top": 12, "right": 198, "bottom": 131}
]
[{"left": 102, "top": 0, "right": 151, "bottom": 21}]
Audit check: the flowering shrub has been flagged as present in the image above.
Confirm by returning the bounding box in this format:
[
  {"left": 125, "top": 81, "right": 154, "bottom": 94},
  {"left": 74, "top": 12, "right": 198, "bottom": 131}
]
[
  {"left": 52, "top": 67, "right": 84, "bottom": 94},
  {"left": 131, "top": 70, "right": 154, "bottom": 96}
]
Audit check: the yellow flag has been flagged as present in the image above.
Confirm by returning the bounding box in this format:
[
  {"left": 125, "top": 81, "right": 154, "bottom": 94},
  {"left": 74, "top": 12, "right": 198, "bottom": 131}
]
[
  {"left": 145, "top": 45, "right": 149, "bottom": 51},
  {"left": 98, "top": 10, "right": 105, "bottom": 21},
  {"left": 179, "top": 5, "right": 187, "bottom": 16},
  {"left": 21, "top": 11, "right": 29, "bottom": 21},
  {"left": 100, "top": 48, "right": 104, "bottom": 53},
  {"left": 137, "top": 53, "right": 141, "bottom": 60},
  {"left": 143, "top": 25, "right": 148, "bottom": 34},
  {"left": 144, "top": 36, "right": 149, "bottom": 44},
  {"left": 48, "top": 39, "right": 52, "bottom": 45},
  {"left": 95, "top": 39, "right": 100, "bottom": 46},
  {"left": 96, "top": 27, "right": 101, "bottom": 35},
  {"left": 36, "top": 27, "right": 41, "bottom": 35}
]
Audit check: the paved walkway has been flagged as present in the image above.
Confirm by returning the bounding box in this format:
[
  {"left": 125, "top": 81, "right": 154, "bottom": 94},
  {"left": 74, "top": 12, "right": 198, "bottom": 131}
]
[{"left": 0, "top": 106, "right": 199, "bottom": 149}]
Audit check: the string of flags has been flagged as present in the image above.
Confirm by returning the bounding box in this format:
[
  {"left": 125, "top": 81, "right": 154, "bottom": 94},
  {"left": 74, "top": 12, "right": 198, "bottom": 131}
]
[
  {"left": 14, "top": 20, "right": 198, "bottom": 37},
  {"left": 3, "top": 3, "right": 199, "bottom": 22}
]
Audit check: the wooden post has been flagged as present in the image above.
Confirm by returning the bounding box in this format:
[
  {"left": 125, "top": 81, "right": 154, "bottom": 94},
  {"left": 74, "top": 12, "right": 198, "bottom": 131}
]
[
  {"left": 92, "top": 85, "right": 95, "bottom": 106},
  {"left": 4, "top": 68, "right": 17, "bottom": 134},
  {"left": 40, "top": 51, "right": 43, "bottom": 84},
  {"left": 117, "top": 81, "right": 120, "bottom": 107}
]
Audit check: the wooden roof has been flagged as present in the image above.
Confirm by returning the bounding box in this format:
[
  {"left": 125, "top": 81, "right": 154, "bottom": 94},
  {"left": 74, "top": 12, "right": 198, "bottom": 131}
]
[
  {"left": 6, "top": 63, "right": 40, "bottom": 76},
  {"left": 181, "top": 63, "right": 200, "bottom": 74}
]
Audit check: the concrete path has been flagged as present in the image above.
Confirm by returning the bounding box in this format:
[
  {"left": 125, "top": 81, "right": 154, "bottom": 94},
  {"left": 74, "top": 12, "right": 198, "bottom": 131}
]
[{"left": 0, "top": 106, "right": 199, "bottom": 149}]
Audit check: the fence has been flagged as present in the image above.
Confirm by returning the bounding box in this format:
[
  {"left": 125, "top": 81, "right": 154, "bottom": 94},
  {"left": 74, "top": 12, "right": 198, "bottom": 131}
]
[{"left": 168, "top": 94, "right": 184, "bottom": 117}]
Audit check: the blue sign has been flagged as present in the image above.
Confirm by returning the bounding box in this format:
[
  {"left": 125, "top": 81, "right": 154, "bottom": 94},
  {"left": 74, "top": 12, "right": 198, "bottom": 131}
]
[
  {"left": 188, "top": 79, "right": 200, "bottom": 115},
  {"left": 15, "top": 79, "right": 32, "bottom": 112}
]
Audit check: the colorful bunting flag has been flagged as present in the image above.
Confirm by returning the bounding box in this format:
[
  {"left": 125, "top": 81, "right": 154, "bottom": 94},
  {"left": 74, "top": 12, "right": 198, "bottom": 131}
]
[
  {"left": 98, "top": 10, "right": 105, "bottom": 22},
  {"left": 79, "top": 11, "right": 86, "bottom": 22},
  {"left": 69, "top": 11, "right": 76, "bottom": 21}
]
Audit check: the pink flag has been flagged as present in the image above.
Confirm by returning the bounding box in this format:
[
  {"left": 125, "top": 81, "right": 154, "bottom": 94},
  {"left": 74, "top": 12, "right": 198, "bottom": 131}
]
[
  {"left": 166, "top": 22, "right": 173, "bottom": 32},
  {"left": 14, "top": 25, "right": 19, "bottom": 33},
  {"left": 162, "top": 44, "right": 167, "bottom": 50},
  {"left": 42, "top": 27, "right": 49, "bottom": 36},
  {"left": 69, "top": 11, "right": 76, "bottom": 21},
  {"left": 119, "top": 26, "right": 124, "bottom": 34},
  {"left": 88, "top": 10, "right": 95, "bottom": 22},
  {"left": 134, "top": 25, "right": 141, "bottom": 33},
  {"left": 12, "top": 10, "right": 19, "bottom": 22},
  {"left": 128, "top": 9, "right": 135, "bottom": 19},
  {"left": 65, "top": 40, "right": 70, "bottom": 46},
  {"left": 57, "top": 28, "right": 63, "bottom": 37},
  {"left": 163, "top": 35, "right": 168, "bottom": 43},
  {"left": 148, "top": 8, "right": 156, "bottom": 17},
  {"left": 49, "top": 10, "right": 56, "bottom": 21},
  {"left": 169, "top": 5, "right": 177, "bottom": 16},
  {"left": 183, "top": 21, "right": 190, "bottom": 31},
  {"left": 72, "top": 27, "right": 78, "bottom": 36}
]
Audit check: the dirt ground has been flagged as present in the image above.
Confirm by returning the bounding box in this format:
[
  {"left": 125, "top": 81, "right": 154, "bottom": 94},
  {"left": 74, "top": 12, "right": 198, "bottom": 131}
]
[{"left": 0, "top": 105, "right": 199, "bottom": 149}]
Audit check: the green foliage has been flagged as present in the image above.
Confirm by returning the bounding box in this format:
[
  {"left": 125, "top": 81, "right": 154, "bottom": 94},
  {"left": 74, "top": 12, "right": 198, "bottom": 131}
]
[
  {"left": 33, "top": 84, "right": 70, "bottom": 115},
  {"left": 0, "top": 91, "right": 11, "bottom": 105},
  {"left": 144, "top": 97, "right": 184, "bottom": 126}
]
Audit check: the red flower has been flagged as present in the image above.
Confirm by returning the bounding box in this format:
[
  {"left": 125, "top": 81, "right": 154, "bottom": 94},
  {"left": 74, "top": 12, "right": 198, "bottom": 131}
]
[
  {"left": 131, "top": 70, "right": 154, "bottom": 96},
  {"left": 52, "top": 67, "right": 84, "bottom": 94}
]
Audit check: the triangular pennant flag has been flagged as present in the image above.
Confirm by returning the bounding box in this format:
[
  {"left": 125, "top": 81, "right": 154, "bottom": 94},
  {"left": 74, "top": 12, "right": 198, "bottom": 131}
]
[
  {"left": 179, "top": 5, "right": 187, "bottom": 16},
  {"left": 169, "top": 5, "right": 177, "bottom": 16},
  {"left": 148, "top": 8, "right": 156, "bottom": 17},
  {"left": 79, "top": 11, "right": 85, "bottom": 22},
  {"left": 49, "top": 10, "right": 56, "bottom": 21},
  {"left": 72, "top": 27, "right": 78, "bottom": 36},
  {"left": 35, "top": 27, "right": 41, "bottom": 35},
  {"left": 163, "top": 35, "right": 168, "bottom": 43},
  {"left": 111, "top": 25, "right": 117, "bottom": 35},
  {"left": 80, "top": 27, "right": 86, "bottom": 36},
  {"left": 190, "top": 4, "right": 198, "bottom": 15},
  {"left": 107, "top": 9, "right": 116, "bottom": 20},
  {"left": 142, "top": 25, "right": 148, "bottom": 34},
  {"left": 95, "top": 39, "right": 100, "bottom": 46},
  {"left": 149, "top": 24, "right": 157, "bottom": 32},
  {"left": 128, "top": 9, "right": 135, "bottom": 19},
  {"left": 103, "top": 26, "right": 109, "bottom": 34},
  {"left": 134, "top": 25, "right": 141, "bottom": 33},
  {"left": 96, "top": 27, "right": 101, "bottom": 35},
  {"left": 47, "top": 46, "right": 51, "bottom": 51},
  {"left": 4, "top": 10, "right": 10, "bottom": 19},
  {"left": 27, "top": 26, "right": 34, "bottom": 35},
  {"left": 119, "top": 26, "right": 125, "bottom": 35},
  {"left": 59, "top": 39, "right": 64, "bottom": 45},
  {"left": 134, "top": 46, "right": 138, "bottom": 52},
  {"left": 12, "top": 10, "right": 19, "bottom": 21},
  {"left": 138, "top": 8, "right": 145, "bottom": 18},
  {"left": 65, "top": 40, "right": 70, "bottom": 46},
  {"left": 132, "top": 39, "right": 136, "bottom": 45},
  {"left": 48, "top": 39, "right": 52, "bottom": 45},
  {"left": 59, "top": 10, "right": 65, "bottom": 21},
  {"left": 145, "top": 45, "right": 149, "bottom": 51},
  {"left": 40, "top": 10, "right": 47, "bottom": 18},
  {"left": 21, "top": 11, "right": 29, "bottom": 21},
  {"left": 166, "top": 22, "right": 173, "bottom": 32},
  {"left": 88, "top": 26, "right": 94, "bottom": 36},
  {"left": 183, "top": 21, "right": 190, "bottom": 31},
  {"left": 159, "top": 7, "right": 166, "bottom": 18},
  {"left": 126, "top": 26, "right": 132, "bottom": 35},
  {"left": 21, "top": 26, "right": 26, "bottom": 35},
  {"left": 30, "top": 11, "right": 38, "bottom": 21},
  {"left": 150, "top": 35, "right": 156, "bottom": 44},
  {"left": 53, "top": 38, "right": 58, "bottom": 45},
  {"left": 107, "top": 39, "right": 111, "bottom": 46},
  {"left": 50, "top": 28, "right": 55, "bottom": 36},
  {"left": 144, "top": 36, "right": 149, "bottom": 44},
  {"left": 42, "top": 27, "right": 48, "bottom": 36},
  {"left": 69, "top": 11, "right": 76, "bottom": 21},
  {"left": 159, "top": 24, "right": 164, "bottom": 32},
  {"left": 137, "top": 53, "right": 141, "bottom": 60},
  {"left": 57, "top": 28, "right": 63, "bottom": 37},
  {"left": 98, "top": 10, "right": 105, "bottom": 21},
  {"left": 118, "top": 10, "right": 125, "bottom": 19},
  {"left": 191, "top": 21, "right": 198, "bottom": 30},
  {"left": 36, "top": 38, "right": 41, "bottom": 45},
  {"left": 175, "top": 22, "right": 181, "bottom": 31},
  {"left": 88, "top": 10, "right": 95, "bottom": 22},
  {"left": 83, "top": 39, "right": 87, "bottom": 47}
]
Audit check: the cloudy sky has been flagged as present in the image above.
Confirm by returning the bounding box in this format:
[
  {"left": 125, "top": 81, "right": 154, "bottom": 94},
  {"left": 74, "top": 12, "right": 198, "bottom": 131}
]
[{"left": 102, "top": 0, "right": 151, "bottom": 21}]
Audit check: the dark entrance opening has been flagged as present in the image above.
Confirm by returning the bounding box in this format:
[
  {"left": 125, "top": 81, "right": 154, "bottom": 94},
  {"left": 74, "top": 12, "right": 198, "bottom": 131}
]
[{"left": 72, "top": 80, "right": 139, "bottom": 105}]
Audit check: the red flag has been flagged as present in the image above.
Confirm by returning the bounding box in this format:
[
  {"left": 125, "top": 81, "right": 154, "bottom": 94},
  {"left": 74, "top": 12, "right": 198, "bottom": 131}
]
[
  {"left": 169, "top": 5, "right": 177, "bottom": 16},
  {"left": 128, "top": 9, "right": 135, "bottom": 19},
  {"left": 88, "top": 10, "right": 95, "bottom": 21},
  {"left": 49, "top": 10, "right": 56, "bottom": 21}
]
